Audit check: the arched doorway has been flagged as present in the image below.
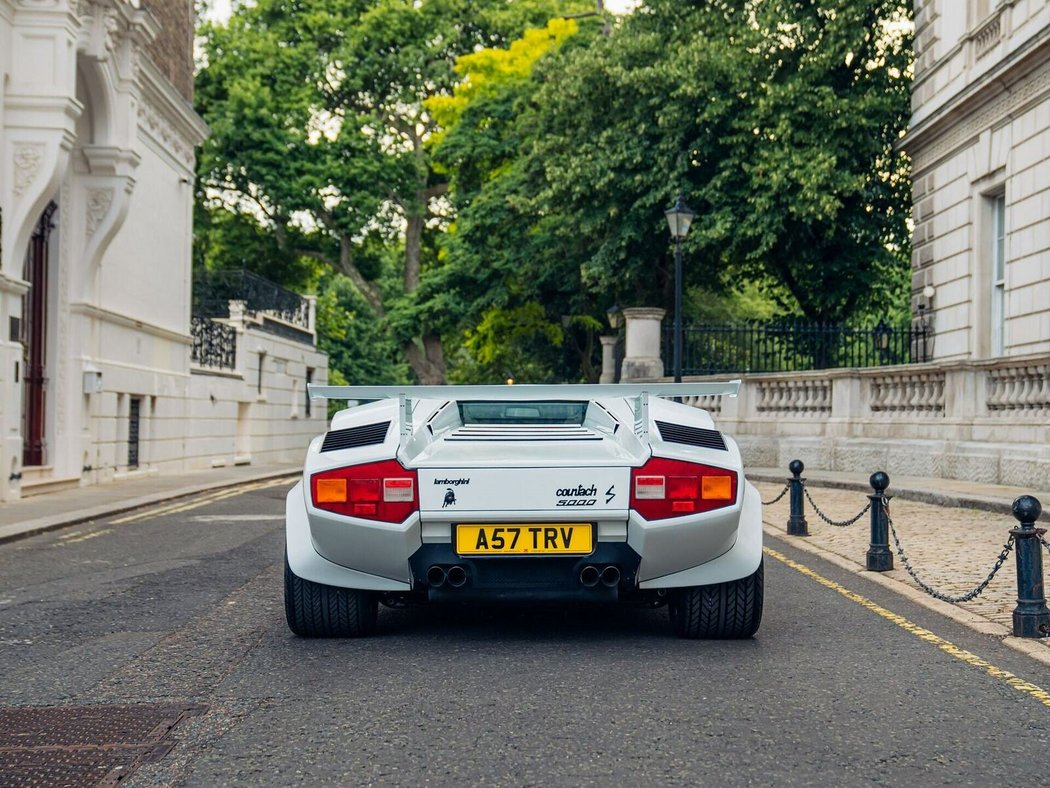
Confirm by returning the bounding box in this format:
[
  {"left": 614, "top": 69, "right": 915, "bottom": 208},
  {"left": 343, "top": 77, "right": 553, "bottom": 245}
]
[{"left": 22, "top": 201, "right": 58, "bottom": 468}]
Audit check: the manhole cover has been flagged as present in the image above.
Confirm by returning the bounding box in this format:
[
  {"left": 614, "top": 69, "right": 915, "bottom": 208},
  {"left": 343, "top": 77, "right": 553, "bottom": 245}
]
[{"left": 0, "top": 703, "right": 205, "bottom": 787}]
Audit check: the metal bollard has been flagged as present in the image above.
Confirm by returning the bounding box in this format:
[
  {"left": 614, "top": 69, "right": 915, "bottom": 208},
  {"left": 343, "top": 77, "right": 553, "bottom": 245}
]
[
  {"left": 1010, "top": 495, "right": 1050, "bottom": 638},
  {"left": 786, "top": 459, "right": 808, "bottom": 536},
  {"left": 865, "top": 471, "right": 893, "bottom": 571}
]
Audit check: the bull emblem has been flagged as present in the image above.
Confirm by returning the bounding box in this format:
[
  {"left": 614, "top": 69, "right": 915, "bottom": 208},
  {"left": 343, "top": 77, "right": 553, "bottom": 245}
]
[{"left": 443, "top": 488, "right": 456, "bottom": 507}]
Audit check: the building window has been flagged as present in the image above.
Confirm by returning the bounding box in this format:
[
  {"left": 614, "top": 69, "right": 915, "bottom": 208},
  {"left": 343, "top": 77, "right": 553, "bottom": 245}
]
[
  {"left": 306, "top": 368, "right": 314, "bottom": 417},
  {"left": 257, "top": 352, "right": 266, "bottom": 394},
  {"left": 975, "top": 0, "right": 1003, "bottom": 21},
  {"left": 990, "top": 193, "right": 1006, "bottom": 356},
  {"left": 128, "top": 397, "right": 142, "bottom": 469}
]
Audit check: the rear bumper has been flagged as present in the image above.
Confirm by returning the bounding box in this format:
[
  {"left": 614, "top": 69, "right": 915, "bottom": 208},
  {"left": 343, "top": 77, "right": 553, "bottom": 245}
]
[{"left": 287, "top": 480, "right": 763, "bottom": 593}]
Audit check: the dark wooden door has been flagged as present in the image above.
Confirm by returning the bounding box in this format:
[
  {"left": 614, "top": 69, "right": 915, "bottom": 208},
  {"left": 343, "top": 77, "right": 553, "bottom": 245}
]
[{"left": 22, "top": 202, "right": 57, "bottom": 468}]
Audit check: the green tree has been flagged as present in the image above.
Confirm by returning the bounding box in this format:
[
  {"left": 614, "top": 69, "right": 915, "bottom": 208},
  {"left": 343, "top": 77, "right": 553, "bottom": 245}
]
[
  {"left": 195, "top": 0, "right": 574, "bottom": 383},
  {"left": 435, "top": 0, "right": 912, "bottom": 372}
]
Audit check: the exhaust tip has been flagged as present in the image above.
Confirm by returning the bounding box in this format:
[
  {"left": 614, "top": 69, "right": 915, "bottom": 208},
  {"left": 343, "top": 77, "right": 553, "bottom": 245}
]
[
  {"left": 600, "top": 565, "right": 621, "bottom": 588},
  {"left": 426, "top": 565, "right": 447, "bottom": 588},
  {"left": 580, "top": 565, "right": 600, "bottom": 588},
  {"left": 446, "top": 565, "right": 468, "bottom": 588}
]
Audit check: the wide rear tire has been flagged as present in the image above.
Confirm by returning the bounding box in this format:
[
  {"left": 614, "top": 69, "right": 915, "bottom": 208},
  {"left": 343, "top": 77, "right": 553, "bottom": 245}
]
[
  {"left": 669, "top": 560, "right": 763, "bottom": 639},
  {"left": 284, "top": 556, "right": 378, "bottom": 637}
]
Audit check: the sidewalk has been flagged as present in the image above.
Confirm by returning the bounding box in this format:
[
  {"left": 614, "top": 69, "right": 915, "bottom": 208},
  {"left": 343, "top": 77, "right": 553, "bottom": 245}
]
[
  {"left": 751, "top": 467, "right": 1050, "bottom": 661},
  {"left": 0, "top": 465, "right": 301, "bottom": 544},
  {"left": 749, "top": 466, "right": 1050, "bottom": 520}
]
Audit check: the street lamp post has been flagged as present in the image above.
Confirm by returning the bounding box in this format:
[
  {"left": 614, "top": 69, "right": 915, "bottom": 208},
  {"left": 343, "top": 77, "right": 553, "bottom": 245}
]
[{"left": 664, "top": 194, "right": 696, "bottom": 383}]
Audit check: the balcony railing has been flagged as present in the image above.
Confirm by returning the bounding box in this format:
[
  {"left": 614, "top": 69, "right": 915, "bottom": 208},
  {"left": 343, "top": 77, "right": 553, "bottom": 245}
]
[
  {"left": 191, "top": 316, "right": 237, "bottom": 370},
  {"left": 193, "top": 269, "right": 310, "bottom": 332},
  {"left": 664, "top": 320, "right": 932, "bottom": 377}
]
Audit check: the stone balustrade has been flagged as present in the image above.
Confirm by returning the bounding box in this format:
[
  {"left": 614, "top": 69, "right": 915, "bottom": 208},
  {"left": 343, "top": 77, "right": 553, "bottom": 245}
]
[{"left": 666, "top": 357, "right": 1050, "bottom": 488}]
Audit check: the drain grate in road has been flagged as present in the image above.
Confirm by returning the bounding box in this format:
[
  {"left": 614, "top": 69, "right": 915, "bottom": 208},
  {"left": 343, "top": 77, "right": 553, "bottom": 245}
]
[{"left": 0, "top": 702, "right": 205, "bottom": 787}]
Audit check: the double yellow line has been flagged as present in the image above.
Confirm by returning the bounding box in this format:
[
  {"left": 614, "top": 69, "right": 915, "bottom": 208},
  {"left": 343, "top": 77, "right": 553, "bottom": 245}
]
[
  {"left": 764, "top": 546, "right": 1050, "bottom": 709},
  {"left": 111, "top": 475, "right": 298, "bottom": 525}
]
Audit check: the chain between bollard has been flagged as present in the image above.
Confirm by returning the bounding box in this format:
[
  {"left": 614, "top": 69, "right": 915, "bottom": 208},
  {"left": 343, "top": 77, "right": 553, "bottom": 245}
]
[
  {"left": 762, "top": 483, "right": 790, "bottom": 506},
  {"left": 801, "top": 483, "right": 871, "bottom": 528},
  {"left": 885, "top": 502, "right": 1015, "bottom": 604}
]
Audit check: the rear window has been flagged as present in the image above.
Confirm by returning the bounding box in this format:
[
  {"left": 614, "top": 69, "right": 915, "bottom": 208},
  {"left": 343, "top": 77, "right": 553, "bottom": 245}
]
[{"left": 458, "top": 401, "right": 586, "bottom": 425}]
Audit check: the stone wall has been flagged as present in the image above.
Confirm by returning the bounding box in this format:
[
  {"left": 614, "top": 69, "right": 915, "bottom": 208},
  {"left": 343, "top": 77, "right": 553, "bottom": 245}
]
[
  {"left": 143, "top": 0, "right": 194, "bottom": 101},
  {"left": 675, "top": 357, "right": 1050, "bottom": 489}
]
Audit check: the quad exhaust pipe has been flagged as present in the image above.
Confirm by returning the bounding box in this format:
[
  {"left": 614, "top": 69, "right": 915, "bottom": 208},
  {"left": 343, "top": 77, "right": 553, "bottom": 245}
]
[
  {"left": 446, "top": 565, "right": 468, "bottom": 588},
  {"left": 427, "top": 564, "right": 469, "bottom": 588},
  {"left": 427, "top": 565, "right": 448, "bottom": 588},
  {"left": 580, "top": 565, "right": 620, "bottom": 588}
]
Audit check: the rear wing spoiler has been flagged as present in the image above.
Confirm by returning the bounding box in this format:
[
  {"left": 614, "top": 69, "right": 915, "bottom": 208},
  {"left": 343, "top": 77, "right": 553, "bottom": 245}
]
[{"left": 308, "top": 381, "right": 740, "bottom": 441}]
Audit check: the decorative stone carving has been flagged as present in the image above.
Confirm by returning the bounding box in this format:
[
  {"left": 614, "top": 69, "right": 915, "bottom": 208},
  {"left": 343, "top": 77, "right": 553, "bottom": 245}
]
[
  {"left": 910, "top": 58, "right": 1050, "bottom": 172},
  {"left": 137, "top": 97, "right": 195, "bottom": 170},
  {"left": 755, "top": 380, "right": 831, "bottom": 416},
  {"left": 84, "top": 188, "right": 114, "bottom": 239},
  {"left": 13, "top": 144, "right": 45, "bottom": 198},
  {"left": 870, "top": 372, "right": 945, "bottom": 414},
  {"left": 986, "top": 364, "right": 1050, "bottom": 414}
]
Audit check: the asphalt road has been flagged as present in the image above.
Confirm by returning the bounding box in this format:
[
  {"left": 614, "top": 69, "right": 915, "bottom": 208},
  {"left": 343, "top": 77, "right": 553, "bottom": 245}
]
[{"left": 1, "top": 478, "right": 1049, "bottom": 786}]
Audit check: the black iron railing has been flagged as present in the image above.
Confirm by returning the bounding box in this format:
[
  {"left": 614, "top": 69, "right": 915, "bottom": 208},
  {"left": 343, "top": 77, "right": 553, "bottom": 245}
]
[
  {"left": 191, "top": 316, "right": 237, "bottom": 370},
  {"left": 664, "top": 320, "right": 932, "bottom": 376},
  {"left": 193, "top": 269, "right": 310, "bottom": 330}
]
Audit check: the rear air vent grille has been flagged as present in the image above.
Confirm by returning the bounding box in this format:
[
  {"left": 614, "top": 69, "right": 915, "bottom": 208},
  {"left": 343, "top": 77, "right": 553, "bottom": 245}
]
[
  {"left": 655, "top": 421, "right": 727, "bottom": 451},
  {"left": 446, "top": 425, "right": 602, "bottom": 442},
  {"left": 320, "top": 421, "right": 390, "bottom": 452}
]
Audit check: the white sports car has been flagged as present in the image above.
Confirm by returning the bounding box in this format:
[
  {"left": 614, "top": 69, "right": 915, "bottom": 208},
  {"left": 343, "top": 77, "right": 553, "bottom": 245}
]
[{"left": 285, "top": 383, "right": 763, "bottom": 639}]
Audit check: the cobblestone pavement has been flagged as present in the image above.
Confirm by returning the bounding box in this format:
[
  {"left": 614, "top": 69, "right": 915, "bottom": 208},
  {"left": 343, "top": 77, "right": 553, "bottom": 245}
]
[{"left": 756, "top": 480, "right": 1026, "bottom": 630}]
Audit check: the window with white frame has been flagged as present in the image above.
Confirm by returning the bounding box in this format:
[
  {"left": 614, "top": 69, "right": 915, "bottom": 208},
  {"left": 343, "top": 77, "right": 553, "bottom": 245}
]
[
  {"left": 990, "top": 193, "right": 1006, "bottom": 356},
  {"left": 975, "top": 0, "right": 1003, "bottom": 21}
]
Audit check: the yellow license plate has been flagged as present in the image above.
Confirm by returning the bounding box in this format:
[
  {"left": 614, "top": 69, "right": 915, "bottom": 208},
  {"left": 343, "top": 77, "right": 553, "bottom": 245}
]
[{"left": 456, "top": 524, "right": 594, "bottom": 556}]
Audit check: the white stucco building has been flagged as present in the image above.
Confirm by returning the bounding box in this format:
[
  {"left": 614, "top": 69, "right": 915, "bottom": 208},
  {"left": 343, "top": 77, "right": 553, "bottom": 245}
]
[
  {"left": 905, "top": 0, "right": 1050, "bottom": 360},
  {"left": 0, "top": 0, "right": 327, "bottom": 501}
]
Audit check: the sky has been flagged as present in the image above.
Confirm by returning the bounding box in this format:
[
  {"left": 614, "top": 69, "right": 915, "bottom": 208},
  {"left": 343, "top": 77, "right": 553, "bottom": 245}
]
[{"left": 202, "top": 0, "right": 641, "bottom": 23}]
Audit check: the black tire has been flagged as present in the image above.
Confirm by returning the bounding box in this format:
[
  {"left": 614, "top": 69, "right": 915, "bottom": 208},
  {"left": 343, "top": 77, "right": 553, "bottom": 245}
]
[
  {"left": 669, "top": 560, "right": 763, "bottom": 639},
  {"left": 284, "top": 556, "right": 378, "bottom": 637}
]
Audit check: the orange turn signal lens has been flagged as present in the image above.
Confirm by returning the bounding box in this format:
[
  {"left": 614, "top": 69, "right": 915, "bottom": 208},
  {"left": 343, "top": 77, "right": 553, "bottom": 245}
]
[
  {"left": 316, "top": 478, "right": 348, "bottom": 503},
  {"left": 701, "top": 475, "right": 733, "bottom": 500}
]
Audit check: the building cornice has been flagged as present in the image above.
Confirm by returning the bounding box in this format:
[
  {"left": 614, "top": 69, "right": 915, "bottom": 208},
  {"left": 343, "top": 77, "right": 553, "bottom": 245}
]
[
  {"left": 901, "top": 25, "right": 1050, "bottom": 158},
  {"left": 70, "top": 301, "right": 192, "bottom": 345},
  {"left": 0, "top": 272, "right": 31, "bottom": 297},
  {"left": 136, "top": 58, "right": 209, "bottom": 173}
]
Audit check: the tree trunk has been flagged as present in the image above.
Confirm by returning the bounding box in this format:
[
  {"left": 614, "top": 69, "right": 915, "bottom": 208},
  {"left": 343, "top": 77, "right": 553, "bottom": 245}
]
[{"left": 403, "top": 334, "right": 446, "bottom": 384}]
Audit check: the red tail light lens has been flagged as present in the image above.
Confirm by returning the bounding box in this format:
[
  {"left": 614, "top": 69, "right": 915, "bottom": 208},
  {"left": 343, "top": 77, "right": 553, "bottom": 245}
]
[
  {"left": 630, "top": 457, "right": 738, "bottom": 520},
  {"left": 311, "top": 460, "right": 418, "bottom": 523}
]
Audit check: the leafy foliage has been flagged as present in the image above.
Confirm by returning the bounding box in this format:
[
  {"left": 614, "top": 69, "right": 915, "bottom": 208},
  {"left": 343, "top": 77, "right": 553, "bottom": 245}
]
[{"left": 194, "top": 0, "right": 913, "bottom": 386}]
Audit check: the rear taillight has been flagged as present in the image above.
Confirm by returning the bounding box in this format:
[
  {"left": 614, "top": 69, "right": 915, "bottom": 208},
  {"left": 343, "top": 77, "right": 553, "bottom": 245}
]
[
  {"left": 630, "top": 457, "right": 737, "bottom": 520},
  {"left": 311, "top": 460, "right": 418, "bottom": 523}
]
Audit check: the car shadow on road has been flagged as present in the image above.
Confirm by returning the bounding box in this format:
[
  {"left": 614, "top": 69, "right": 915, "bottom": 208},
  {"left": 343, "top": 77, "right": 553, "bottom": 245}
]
[{"left": 372, "top": 600, "right": 674, "bottom": 641}]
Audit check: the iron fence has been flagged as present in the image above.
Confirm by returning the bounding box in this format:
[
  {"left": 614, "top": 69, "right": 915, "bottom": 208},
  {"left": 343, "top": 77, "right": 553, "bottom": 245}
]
[
  {"left": 191, "top": 316, "right": 237, "bottom": 370},
  {"left": 664, "top": 320, "right": 931, "bottom": 376},
  {"left": 193, "top": 269, "right": 310, "bottom": 330}
]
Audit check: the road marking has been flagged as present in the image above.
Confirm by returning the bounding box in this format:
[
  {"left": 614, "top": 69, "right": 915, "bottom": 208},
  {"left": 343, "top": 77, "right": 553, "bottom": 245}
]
[
  {"left": 60, "top": 529, "right": 112, "bottom": 544},
  {"left": 763, "top": 546, "right": 1050, "bottom": 709},
  {"left": 111, "top": 477, "right": 295, "bottom": 524},
  {"left": 190, "top": 514, "right": 286, "bottom": 523}
]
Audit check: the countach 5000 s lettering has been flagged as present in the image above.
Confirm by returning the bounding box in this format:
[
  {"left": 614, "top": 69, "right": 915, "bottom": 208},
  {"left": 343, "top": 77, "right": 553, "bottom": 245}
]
[{"left": 285, "top": 383, "right": 763, "bottom": 639}]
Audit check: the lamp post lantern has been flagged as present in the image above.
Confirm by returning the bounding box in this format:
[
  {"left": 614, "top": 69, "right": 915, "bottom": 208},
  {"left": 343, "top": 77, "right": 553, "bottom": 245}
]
[{"left": 664, "top": 194, "right": 696, "bottom": 383}]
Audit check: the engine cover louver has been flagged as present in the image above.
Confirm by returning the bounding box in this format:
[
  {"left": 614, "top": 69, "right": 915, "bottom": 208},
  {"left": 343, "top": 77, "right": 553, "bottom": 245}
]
[
  {"left": 655, "top": 421, "right": 727, "bottom": 451},
  {"left": 320, "top": 421, "right": 391, "bottom": 452}
]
